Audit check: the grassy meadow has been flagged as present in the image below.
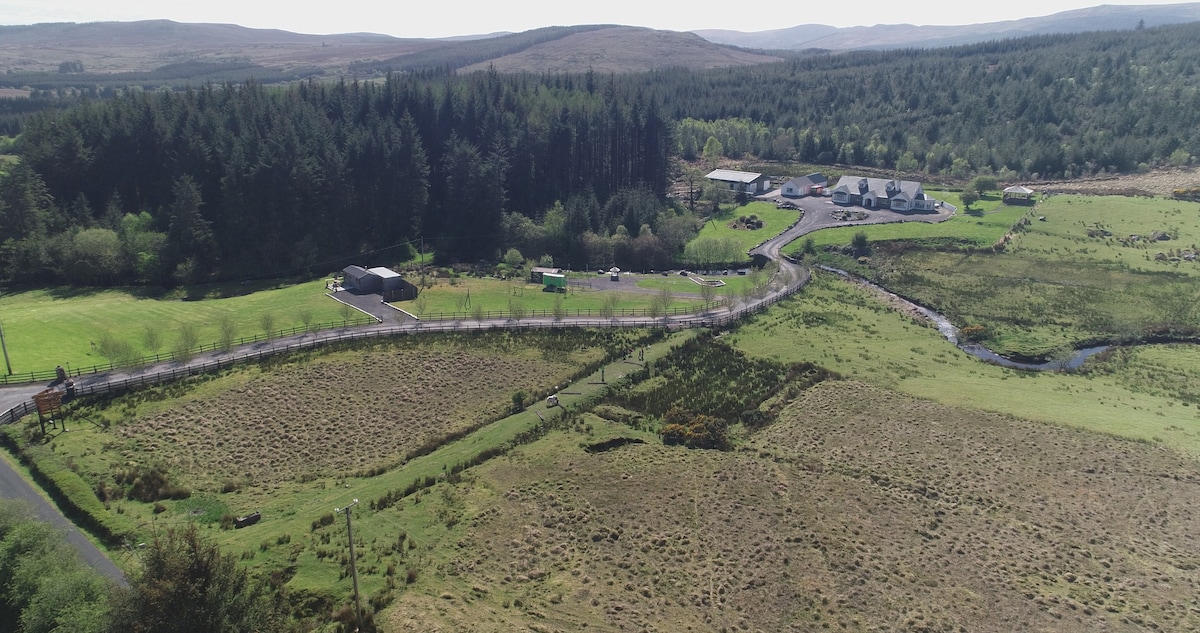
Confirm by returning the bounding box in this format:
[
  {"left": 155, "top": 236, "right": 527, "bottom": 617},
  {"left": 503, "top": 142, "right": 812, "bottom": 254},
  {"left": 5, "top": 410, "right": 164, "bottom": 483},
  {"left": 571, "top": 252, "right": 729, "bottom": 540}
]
[
  {"left": 859, "top": 195, "right": 1200, "bottom": 357},
  {"left": 728, "top": 271, "right": 1200, "bottom": 454},
  {"left": 0, "top": 277, "right": 348, "bottom": 375},
  {"left": 690, "top": 200, "right": 800, "bottom": 253},
  {"left": 407, "top": 275, "right": 705, "bottom": 318},
  {"left": 376, "top": 380, "right": 1200, "bottom": 631},
  {"left": 5, "top": 330, "right": 671, "bottom": 603}
]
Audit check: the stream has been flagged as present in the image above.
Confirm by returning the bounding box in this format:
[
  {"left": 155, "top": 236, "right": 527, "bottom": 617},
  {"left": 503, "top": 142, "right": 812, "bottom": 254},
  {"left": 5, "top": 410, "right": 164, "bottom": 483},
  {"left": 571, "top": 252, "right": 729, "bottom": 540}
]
[{"left": 817, "top": 266, "right": 1109, "bottom": 371}]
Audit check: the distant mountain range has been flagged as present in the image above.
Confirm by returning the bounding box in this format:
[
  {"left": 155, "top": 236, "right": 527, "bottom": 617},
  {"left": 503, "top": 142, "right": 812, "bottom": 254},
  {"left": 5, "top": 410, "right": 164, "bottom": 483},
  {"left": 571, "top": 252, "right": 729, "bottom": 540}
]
[
  {"left": 1, "top": 3, "right": 1199, "bottom": 83},
  {"left": 694, "top": 3, "right": 1200, "bottom": 51}
]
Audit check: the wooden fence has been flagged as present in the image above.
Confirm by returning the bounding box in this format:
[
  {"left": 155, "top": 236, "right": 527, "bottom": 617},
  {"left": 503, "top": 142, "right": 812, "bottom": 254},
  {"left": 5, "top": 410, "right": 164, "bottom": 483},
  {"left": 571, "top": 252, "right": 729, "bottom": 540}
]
[
  {"left": 1, "top": 266, "right": 809, "bottom": 427},
  {"left": 0, "top": 316, "right": 378, "bottom": 386}
]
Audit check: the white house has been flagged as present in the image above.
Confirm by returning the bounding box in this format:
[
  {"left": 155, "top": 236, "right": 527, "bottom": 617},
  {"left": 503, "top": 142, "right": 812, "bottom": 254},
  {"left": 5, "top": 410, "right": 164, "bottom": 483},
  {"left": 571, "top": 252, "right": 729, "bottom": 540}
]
[
  {"left": 831, "top": 176, "right": 935, "bottom": 212},
  {"left": 706, "top": 169, "right": 771, "bottom": 194},
  {"left": 781, "top": 172, "right": 828, "bottom": 197}
]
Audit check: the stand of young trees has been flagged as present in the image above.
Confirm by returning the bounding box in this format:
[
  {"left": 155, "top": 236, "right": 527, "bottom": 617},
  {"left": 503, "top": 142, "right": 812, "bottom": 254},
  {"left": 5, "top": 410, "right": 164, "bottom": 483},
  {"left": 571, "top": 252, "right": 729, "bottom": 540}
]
[{"left": 3, "top": 70, "right": 672, "bottom": 285}]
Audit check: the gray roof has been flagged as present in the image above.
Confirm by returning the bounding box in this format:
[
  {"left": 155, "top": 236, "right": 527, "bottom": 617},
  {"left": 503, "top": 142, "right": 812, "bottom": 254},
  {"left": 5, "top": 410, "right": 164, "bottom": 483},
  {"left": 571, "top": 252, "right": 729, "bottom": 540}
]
[
  {"left": 832, "top": 175, "right": 925, "bottom": 199},
  {"left": 785, "top": 172, "right": 828, "bottom": 188},
  {"left": 706, "top": 169, "right": 764, "bottom": 184},
  {"left": 343, "top": 265, "right": 370, "bottom": 279},
  {"left": 367, "top": 266, "right": 401, "bottom": 279}
]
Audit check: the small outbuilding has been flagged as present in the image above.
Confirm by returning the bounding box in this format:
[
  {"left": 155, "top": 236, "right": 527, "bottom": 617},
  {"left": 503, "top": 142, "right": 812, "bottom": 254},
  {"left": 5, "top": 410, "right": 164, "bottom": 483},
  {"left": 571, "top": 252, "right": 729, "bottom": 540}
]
[
  {"left": 342, "top": 265, "right": 374, "bottom": 291},
  {"left": 542, "top": 272, "right": 567, "bottom": 291}
]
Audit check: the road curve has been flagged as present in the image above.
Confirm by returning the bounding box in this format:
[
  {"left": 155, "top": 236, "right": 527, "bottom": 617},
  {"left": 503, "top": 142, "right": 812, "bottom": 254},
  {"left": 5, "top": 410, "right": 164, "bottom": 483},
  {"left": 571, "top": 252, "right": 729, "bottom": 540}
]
[{"left": 0, "top": 197, "right": 939, "bottom": 582}]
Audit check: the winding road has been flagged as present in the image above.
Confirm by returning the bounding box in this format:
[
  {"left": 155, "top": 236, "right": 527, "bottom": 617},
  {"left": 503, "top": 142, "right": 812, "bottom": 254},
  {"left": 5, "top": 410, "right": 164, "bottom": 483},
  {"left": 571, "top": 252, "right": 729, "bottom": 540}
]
[{"left": 0, "top": 193, "right": 953, "bottom": 583}]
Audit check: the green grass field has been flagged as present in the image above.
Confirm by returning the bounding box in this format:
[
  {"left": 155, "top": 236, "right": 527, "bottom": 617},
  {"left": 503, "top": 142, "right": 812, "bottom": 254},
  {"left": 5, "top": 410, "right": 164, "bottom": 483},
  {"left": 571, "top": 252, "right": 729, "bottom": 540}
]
[
  {"left": 729, "top": 271, "right": 1200, "bottom": 455},
  {"left": 0, "top": 277, "right": 347, "bottom": 375},
  {"left": 856, "top": 195, "right": 1200, "bottom": 357},
  {"left": 689, "top": 201, "right": 800, "bottom": 254},
  {"left": 409, "top": 275, "right": 704, "bottom": 318}
]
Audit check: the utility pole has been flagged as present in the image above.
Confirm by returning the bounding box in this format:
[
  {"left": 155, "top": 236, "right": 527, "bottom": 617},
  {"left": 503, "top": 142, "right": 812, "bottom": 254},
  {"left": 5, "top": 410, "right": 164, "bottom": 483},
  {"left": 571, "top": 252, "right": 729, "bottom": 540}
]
[
  {"left": 335, "top": 499, "right": 364, "bottom": 632},
  {"left": 0, "top": 319, "right": 12, "bottom": 375}
]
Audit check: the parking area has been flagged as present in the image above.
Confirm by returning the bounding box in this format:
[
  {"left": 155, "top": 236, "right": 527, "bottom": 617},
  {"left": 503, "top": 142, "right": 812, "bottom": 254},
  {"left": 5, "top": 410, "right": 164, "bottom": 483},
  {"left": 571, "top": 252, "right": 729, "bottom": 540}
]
[
  {"left": 329, "top": 288, "right": 408, "bottom": 323},
  {"left": 757, "top": 188, "right": 954, "bottom": 226}
]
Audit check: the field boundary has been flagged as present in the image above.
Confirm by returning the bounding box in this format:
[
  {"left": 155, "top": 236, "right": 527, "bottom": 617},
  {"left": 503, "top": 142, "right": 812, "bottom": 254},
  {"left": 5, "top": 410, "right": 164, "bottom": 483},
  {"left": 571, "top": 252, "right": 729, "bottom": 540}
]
[
  {"left": 0, "top": 315, "right": 380, "bottom": 386},
  {"left": 0, "top": 275, "right": 806, "bottom": 428}
]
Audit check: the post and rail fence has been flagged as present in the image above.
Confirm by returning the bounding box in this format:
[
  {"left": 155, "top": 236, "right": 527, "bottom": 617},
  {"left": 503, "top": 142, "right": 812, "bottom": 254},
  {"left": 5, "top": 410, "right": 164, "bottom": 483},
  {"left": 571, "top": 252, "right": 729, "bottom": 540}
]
[{"left": 1, "top": 263, "right": 810, "bottom": 427}]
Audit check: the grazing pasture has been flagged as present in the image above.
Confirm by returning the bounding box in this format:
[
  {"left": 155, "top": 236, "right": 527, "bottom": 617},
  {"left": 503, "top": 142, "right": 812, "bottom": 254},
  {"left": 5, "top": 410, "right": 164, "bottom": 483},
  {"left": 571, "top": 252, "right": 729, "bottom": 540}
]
[
  {"left": 687, "top": 201, "right": 800, "bottom": 256},
  {"left": 378, "top": 380, "right": 1200, "bottom": 631},
  {"left": 0, "top": 278, "right": 347, "bottom": 374},
  {"left": 862, "top": 195, "right": 1200, "bottom": 357},
  {"left": 729, "top": 272, "right": 1200, "bottom": 455}
]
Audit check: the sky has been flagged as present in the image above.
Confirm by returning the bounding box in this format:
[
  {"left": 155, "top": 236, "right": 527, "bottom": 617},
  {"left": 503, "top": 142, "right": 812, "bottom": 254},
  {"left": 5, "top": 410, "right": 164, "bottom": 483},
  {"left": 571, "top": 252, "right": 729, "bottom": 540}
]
[{"left": 2, "top": 0, "right": 1195, "bottom": 38}]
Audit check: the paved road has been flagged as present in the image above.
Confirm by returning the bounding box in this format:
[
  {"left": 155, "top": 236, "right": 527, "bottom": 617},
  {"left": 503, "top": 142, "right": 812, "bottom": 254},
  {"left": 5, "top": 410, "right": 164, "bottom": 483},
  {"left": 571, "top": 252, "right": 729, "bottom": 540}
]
[
  {"left": 0, "top": 192, "right": 952, "bottom": 583},
  {"left": 0, "top": 418, "right": 129, "bottom": 585}
]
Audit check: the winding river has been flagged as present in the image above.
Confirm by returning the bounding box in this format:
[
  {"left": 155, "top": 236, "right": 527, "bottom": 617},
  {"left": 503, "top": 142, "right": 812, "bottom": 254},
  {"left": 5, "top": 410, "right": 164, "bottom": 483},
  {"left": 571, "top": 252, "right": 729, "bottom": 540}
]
[{"left": 818, "top": 266, "right": 1109, "bottom": 371}]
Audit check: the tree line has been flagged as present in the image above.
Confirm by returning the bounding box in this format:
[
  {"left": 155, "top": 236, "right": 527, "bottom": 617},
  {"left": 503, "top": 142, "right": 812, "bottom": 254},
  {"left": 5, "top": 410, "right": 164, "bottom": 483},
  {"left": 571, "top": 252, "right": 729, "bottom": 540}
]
[
  {"left": 2, "top": 69, "right": 672, "bottom": 285},
  {"left": 663, "top": 23, "right": 1200, "bottom": 177},
  {"left": 6, "top": 22, "right": 1200, "bottom": 286}
]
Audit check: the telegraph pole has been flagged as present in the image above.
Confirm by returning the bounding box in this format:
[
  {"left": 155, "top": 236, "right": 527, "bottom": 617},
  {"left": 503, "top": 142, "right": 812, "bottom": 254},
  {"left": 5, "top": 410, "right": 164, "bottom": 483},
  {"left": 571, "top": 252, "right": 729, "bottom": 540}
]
[
  {"left": 0, "top": 319, "right": 12, "bottom": 375},
  {"left": 335, "top": 499, "right": 364, "bottom": 632}
]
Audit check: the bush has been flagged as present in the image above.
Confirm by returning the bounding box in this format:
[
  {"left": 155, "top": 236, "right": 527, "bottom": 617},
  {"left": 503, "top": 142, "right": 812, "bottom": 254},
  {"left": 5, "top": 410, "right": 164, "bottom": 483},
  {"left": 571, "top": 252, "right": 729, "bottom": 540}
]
[
  {"left": 114, "top": 463, "right": 191, "bottom": 502},
  {"left": 3, "top": 432, "right": 134, "bottom": 545},
  {"left": 659, "top": 407, "right": 730, "bottom": 450}
]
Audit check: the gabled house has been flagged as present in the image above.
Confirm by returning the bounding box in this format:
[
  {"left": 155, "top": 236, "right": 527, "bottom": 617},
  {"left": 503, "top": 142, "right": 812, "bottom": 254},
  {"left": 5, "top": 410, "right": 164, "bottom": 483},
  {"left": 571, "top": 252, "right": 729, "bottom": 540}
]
[
  {"left": 705, "top": 169, "right": 771, "bottom": 195},
  {"left": 781, "top": 173, "right": 827, "bottom": 197},
  {"left": 831, "top": 176, "right": 935, "bottom": 212}
]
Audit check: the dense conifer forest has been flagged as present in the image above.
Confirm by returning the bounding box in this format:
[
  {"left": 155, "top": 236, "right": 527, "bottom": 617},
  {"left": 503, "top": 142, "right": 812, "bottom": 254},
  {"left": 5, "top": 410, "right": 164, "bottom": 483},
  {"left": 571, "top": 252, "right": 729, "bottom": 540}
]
[{"left": 3, "top": 22, "right": 1200, "bottom": 286}]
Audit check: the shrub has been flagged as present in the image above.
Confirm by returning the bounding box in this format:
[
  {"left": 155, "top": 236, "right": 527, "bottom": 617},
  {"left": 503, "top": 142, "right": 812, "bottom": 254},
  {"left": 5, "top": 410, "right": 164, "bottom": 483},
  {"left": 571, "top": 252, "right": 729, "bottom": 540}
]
[{"left": 659, "top": 407, "right": 730, "bottom": 450}]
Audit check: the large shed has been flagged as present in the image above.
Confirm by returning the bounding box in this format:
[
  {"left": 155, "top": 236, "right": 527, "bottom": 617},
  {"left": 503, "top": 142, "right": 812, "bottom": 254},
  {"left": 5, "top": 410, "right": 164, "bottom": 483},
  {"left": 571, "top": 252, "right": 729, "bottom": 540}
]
[
  {"left": 369, "top": 267, "right": 419, "bottom": 302},
  {"left": 341, "top": 265, "right": 419, "bottom": 302},
  {"left": 706, "top": 169, "right": 772, "bottom": 195}
]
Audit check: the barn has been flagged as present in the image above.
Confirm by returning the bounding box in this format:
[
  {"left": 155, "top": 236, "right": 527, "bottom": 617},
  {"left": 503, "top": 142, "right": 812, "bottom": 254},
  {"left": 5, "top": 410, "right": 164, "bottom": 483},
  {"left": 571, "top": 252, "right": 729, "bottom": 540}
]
[
  {"left": 341, "top": 265, "right": 419, "bottom": 302},
  {"left": 705, "top": 169, "right": 772, "bottom": 195}
]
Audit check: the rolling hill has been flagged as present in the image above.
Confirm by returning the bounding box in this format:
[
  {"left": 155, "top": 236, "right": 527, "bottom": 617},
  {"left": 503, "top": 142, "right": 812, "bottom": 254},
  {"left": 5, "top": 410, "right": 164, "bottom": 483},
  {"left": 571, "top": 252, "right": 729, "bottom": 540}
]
[
  {"left": 0, "top": 21, "right": 777, "bottom": 83},
  {"left": 4, "top": 4, "right": 1200, "bottom": 84}
]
